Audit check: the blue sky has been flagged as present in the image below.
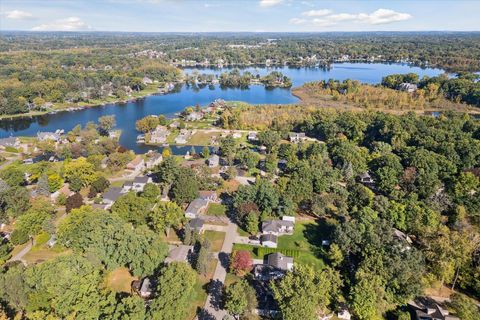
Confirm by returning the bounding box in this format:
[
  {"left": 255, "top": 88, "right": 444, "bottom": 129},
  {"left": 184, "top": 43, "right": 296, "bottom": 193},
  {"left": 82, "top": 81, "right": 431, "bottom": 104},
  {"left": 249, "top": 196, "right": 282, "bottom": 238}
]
[{"left": 0, "top": 0, "right": 479, "bottom": 32}]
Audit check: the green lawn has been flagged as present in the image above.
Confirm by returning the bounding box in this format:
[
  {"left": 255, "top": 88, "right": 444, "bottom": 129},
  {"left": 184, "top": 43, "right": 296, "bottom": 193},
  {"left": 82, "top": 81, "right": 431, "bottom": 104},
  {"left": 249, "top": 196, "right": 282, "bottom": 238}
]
[
  {"left": 206, "top": 203, "right": 227, "bottom": 217},
  {"left": 204, "top": 230, "right": 226, "bottom": 252},
  {"left": 104, "top": 267, "right": 137, "bottom": 293}
]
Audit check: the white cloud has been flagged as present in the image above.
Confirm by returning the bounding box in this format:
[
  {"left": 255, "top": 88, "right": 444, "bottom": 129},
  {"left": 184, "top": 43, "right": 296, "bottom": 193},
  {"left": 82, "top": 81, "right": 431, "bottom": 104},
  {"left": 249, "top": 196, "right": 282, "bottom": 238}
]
[
  {"left": 3, "top": 10, "right": 34, "bottom": 20},
  {"left": 302, "top": 9, "right": 332, "bottom": 17},
  {"left": 290, "top": 8, "right": 412, "bottom": 28},
  {"left": 32, "top": 17, "right": 92, "bottom": 31},
  {"left": 289, "top": 18, "right": 307, "bottom": 25},
  {"left": 259, "top": 0, "right": 283, "bottom": 8}
]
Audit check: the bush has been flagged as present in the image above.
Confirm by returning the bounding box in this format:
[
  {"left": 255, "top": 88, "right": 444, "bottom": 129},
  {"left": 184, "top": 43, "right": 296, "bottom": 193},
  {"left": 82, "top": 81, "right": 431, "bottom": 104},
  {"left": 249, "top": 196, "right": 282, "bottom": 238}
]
[
  {"left": 66, "top": 193, "right": 83, "bottom": 213},
  {"left": 57, "top": 193, "right": 67, "bottom": 205},
  {"left": 10, "top": 228, "right": 29, "bottom": 245}
]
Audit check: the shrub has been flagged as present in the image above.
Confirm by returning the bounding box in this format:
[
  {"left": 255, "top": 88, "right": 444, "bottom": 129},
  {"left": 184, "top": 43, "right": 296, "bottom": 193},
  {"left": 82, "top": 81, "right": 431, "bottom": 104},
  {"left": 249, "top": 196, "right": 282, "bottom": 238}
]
[
  {"left": 66, "top": 193, "right": 83, "bottom": 213},
  {"left": 10, "top": 229, "right": 29, "bottom": 245}
]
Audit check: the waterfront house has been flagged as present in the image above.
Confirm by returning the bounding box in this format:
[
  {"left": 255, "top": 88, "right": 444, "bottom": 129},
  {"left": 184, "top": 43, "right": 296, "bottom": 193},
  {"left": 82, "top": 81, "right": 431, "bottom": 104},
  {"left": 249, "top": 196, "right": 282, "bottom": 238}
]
[
  {"left": 207, "top": 154, "right": 220, "bottom": 168},
  {"left": 260, "top": 234, "right": 278, "bottom": 248},
  {"left": 186, "top": 112, "right": 203, "bottom": 121},
  {"left": 289, "top": 132, "right": 306, "bottom": 143},
  {"left": 142, "top": 76, "right": 153, "bottom": 85},
  {"left": 149, "top": 125, "right": 170, "bottom": 144},
  {"left": 398, "top": 82, "right": 418, "bottom": 93},
  {"left": 175, "top": 129, "right": 191, "bottom": 144},
  {"left": 185, "top": 198, "right": 209, "bottom": 218},
  {"left": 37, "top": 131, "right": 61, "bottom": 142},
  {"left": 145, "top": 152, "right": 163, "bottom": 169},
  {"left": 126, "top": 156, "right": 145, "bottom": 173},
  {"left": 0, "top": 137, "right": 20, "bottom": 150}
]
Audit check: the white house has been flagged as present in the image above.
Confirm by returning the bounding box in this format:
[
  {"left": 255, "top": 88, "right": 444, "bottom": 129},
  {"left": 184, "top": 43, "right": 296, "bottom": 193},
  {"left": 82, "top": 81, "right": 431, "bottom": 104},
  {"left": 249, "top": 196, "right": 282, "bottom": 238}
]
[
  {"left": 289, "top": 132, "right": 306, "bottom": 143},
  {"left": 132, "top": 176, "right": 152, "bottom": 192},
  {"left": 0, "top": 137, "right": 20, "bottom": 149},
  {"left": 145, "top": 152, "right": 163, "bottom": 169},
  {"left": 260, "top": 234, "right": 278, "bottom": 248},
  {"left": 262, "top": 219, "right": 294, "bottom": 236},
  {"left": 207, "top": 154, "right": 220, "bottom": 168},
  {"left": 126, "top": 156, "right": 145, "bottom": 173}
]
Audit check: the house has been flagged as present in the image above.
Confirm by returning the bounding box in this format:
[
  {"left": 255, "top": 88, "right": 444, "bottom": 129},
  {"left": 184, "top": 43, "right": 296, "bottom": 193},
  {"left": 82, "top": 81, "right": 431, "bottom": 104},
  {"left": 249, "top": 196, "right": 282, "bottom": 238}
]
[
  {"left": 149, "top": 126, "right": 170, "bottom": 144},
  {"left": 133, "top": 277, "right": 152, "bottom": 299},
  {"left": 232, "top": 132, "right": 242, "bottom": 139},
  {"left": 122, "top": 181, "right": 134, "bottom": 192},
  {"left": 398, "top": 82, "right": 418, "bottom": 93},
  {"left": 145, "top": 152, "right": 163, "bottom": 169},
  {"left": 393, "top": 228, "right": 413, "bottom": 251},
  {"left": 132, "top": 176, "right": 152, "bottom": 192},
  {"left": 289, "top": 132, "right": 306, "bottom": 143},
  {"left": 198, "top": 190, "right": 218, "bottom": 202},
  {"left": 337, "top": 306, "right": 352, "bottom": 320},
  {"left": 409, "top": 299, "right": 459, "bottom": 320},
  {"left": 207, "top": 154, "right": 220, "bottom": 168},
  {"left": 247, "top": 132, "right": 258, "bottom": 141},
  {"left": 51, "top": 183, "right": 74, "bottom": 201},
  {"left": 102, "top": 187, "right": 124, "bottom": 208},
  {"left": 260, "top": 234, "right": 278, "bottom": 248},
  {"left": 186, "top": 218, "right": 205, "bottom": 233},
  {"left": 358, "top": 172, "right": 375, "bottom": 186},
  {"left": 0, "top": 137, "right": 20, "bottom": 149},
  {"left": 126, "top": 156, "right": 145, "bottom": 172},
  {"left": 266, "top": 252, "right": 294, "bottom": 271},
  {"left": 186, "top": 112, "right": 203, "bottom": 121},
  {"left": 37, "top": 131, "right": 61, "bottom": 142},
  {"left": 262, "top": 219, "right": 294, "bottom": 236},
  {"left": 175, "top": 129, "right": 191, "bottom": 144},
  {"left": 169, "top": 121, "right": 180, "bottom": 129},
  {"left": 165, "top": 245, "right": 193, "bottom": 264},
  {"left": 253, "top": 264, "right": 285, "bottom": 281},
  {"left": 46, "top": 235, "right": 57, "bottom": 248},
  {"left": 185, "top": 198, "right": 209, "bottom": 218}
]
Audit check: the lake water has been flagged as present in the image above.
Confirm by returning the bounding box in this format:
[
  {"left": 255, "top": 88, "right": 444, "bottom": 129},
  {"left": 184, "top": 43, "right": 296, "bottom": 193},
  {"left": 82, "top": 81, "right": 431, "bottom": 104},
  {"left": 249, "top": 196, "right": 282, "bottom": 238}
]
[{"left": 0, "top": 63, "right": 444, "bottom": 153}]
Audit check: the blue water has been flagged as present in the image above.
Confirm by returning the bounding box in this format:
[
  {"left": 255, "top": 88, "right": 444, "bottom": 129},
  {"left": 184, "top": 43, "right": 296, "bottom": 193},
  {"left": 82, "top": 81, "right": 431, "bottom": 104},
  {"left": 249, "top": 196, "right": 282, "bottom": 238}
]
[{"left": 0, "top": 63, "right": 444, "bottom": 153}]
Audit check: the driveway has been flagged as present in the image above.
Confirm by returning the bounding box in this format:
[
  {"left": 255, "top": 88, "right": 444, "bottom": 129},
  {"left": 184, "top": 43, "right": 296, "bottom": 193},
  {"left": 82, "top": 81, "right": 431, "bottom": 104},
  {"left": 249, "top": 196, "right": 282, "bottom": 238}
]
[
  {"left": 201, "top": 221, "right": 238, "bottom": 319},
  {"left": 8, "top": 239, "right": 34, "bottom": 265}
]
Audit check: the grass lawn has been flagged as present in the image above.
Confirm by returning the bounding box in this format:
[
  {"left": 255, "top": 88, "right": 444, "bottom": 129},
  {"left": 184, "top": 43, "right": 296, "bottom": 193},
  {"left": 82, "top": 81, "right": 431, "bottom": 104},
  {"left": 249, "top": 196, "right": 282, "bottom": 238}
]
[
  {"left": 204, "top": 230, "right": 226, "bottom": 252},
  {"left": 161, "top": 229, "right": 182, "bottom": 244},
  {"left": 23, "top": 247, "right": 70, "bottom": 264},
  {"left": 206, "top": 203, "right": 226, "bottom": 217},
  {"left": 187, "top": 131, "right": 219, "bottom": 145},
  {"left": 104, "top": 267, "right": 137, "bottom": 293}
]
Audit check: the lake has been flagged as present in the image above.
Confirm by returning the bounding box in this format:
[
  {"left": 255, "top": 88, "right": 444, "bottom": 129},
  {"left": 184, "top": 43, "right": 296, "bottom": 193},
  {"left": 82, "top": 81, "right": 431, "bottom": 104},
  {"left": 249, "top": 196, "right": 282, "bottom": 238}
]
[{"left": 0, "top": 63, "right": 444, "bottom": 153}]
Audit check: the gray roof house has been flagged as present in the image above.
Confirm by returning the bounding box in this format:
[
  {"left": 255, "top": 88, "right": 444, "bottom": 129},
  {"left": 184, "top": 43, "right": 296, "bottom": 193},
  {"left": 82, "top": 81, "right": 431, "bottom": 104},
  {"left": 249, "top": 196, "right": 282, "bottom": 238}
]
[
  {"left": 262, "top": 220, "right": 294, "bottom": 236},
  {"left": 145, "top": 152, "right": 163, "bottom": 169},
  {"left": 398, "top": 82, "right": 418, "bottom": 93},
  {"left": 267, "top": 252, "right": 294, "bottom": 271},
  {"left": 187, "top": 218, "right": 205, "bottom": 232},
  {"left": 0, "top": 137, "right": 20, "bottom": 149},
  {"left": 139, "top": 278, "right": 152, "bottom": 298},
  {"left": 289, "top": 132, "right": 306, "bottom": 143},
  {"left": 132, "top": 176, "right": 152, "bottom": 192},
  {"left": 409, "top": 299, "right": 459, "bottom": 320},
  {"left": 260, "top": 234, "right": 278, "bottom": 248},
  {"left": 207, "top": 154, "right": 220, "bottom": 168},
  {"left": 102, "top": 187, "right": 124, "bottom": 207},
  {"left": 37, "top": 131, "right": 61, "bottom": 142},
  {"left": 185, "top": 198, "right": 209, "bottom": 218},
  {"left": 165, "top": 245, "right": 193, "bottom": 264}
]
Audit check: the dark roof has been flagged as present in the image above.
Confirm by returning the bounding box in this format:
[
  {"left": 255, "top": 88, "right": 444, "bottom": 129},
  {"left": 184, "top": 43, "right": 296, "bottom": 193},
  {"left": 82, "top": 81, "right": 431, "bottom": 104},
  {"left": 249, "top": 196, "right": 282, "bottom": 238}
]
[
  {"left": 103, "top": 187, "right": 123, "bottom": 202},
  {"left": 186, "top": 198, "right": 208, "bottom": 214},
  {"left": 133, "top": 176, "right": 150, "bottom": 184},
  {"left": 260, "top": 234, "right": 277, "bottom": 243},
  {"left": 187, "top": 218, "right": 204, "bottom": 230},
  {"left": 262, "top": 220, "right": 294, "bottom": 233},
  {"left": 267, "top": 253, "right": 293, "bottom": 271}
]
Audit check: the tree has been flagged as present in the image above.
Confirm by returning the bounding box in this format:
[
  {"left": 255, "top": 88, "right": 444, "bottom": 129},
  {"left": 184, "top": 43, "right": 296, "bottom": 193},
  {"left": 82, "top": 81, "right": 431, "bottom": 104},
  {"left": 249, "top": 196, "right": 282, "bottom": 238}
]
[
  {"left": 147, "top": 201, "right": 185, "bottom": 234},
  {"left": 244, "top": 213, "right": 259, "bottom": 235},
  {"left": 154, "top": 156, "right": 179, "bottom": 186},
  {"left": 230, "top": 250, "right": 253, "bottom": 276},
  {"left": 448, "top": 293, "right": 480, "bottom": 320},
  {"left": 140, "top": 183, "right": 160, "bottom": 202},
  {"left": 0, "top": 262, "right": 29, "bottom": 311},
  {"left": 88, "top": 176, "right": 110, "bottom": 198},
  {"left": 135, "top": 116, "right": 159, "bottom": 133},
  {"left": 225, "top": 280, "right": 257, "bottom": 319},
  {"left": 36, "top": 174, "right": 50, "bottom": 196},
  {"left": 111, "top": 192, "right": 151, "bottom": 226},
  {"left": 201, "top": 146, "right": 210, "bottom": 158},
  {"left": 220, "top": 135, "right": 237, "bottom": 164},
  {"left": 0, "top": 239, "right": 12, "bottom": 264},
  {"left": 351, "top": 271, "right": 384, "bottom": 320},
  {"left": 47, "top": 173, "right": 63, "bottom": 193},
  {"left": 271, "top": 265, "right": 342, "bottom": 320},
  {"left": 148, "top": 262, "right": 197, "bottom": 320},
  {"left": 0, "top": 166, "right": 24, "bottom": 186},
  {"left": 195, "top": 238, "right": 210, "bottom": 276},
  {"left": 1, "top": 186, "right": 31, "bottom": 218},
  {"left": 236, "top": 149, "right": 260, "bottom": 170},
  {"left": 169, "top": 168, "right": 199, "bottom": 204},
  {"left": 257, "top": 130, "right": 280, "bottom": 153},
  {"left": 63, "top": 157, "right": 97, "bottom": 189},
  {"left": 98, "top": 115, "right": 116, "bottom": 135},
  {"left": 65, "top": 192, "right": 83, "bottom": 213}
]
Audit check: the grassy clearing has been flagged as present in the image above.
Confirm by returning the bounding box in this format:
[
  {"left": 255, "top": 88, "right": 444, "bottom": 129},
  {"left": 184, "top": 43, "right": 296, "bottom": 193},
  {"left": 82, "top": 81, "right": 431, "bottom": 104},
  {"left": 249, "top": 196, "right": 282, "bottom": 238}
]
[
  {"left": 23, "top": 247, "right": 70, "bottom": 264},
  {"left": 104, "top": 267, "right": 137, "bottom": 293},
  {"left": 206, "top": 203, "right": 226, "bottom": 217},
  {"left": 187, "top": 258, "right": 218, "bottom": 320},
  {"left": 161, "top": 229, "right": 182, "bottom": 244},
  {"left": 187, "top": 131, "right": 218, "bottom": 145},
  {"left": 204, "top": 230, "right": 226, "bottom": 252}
]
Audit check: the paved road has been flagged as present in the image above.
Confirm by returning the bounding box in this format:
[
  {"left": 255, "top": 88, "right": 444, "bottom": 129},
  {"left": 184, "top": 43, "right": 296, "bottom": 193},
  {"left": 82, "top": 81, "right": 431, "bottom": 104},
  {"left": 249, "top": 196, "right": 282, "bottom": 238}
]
[
  {"left": 202, "top": 221, "right": 238, "bottom": 319},
  {"left": 8, "top": 239, "right": 34, "bottom": 265}
]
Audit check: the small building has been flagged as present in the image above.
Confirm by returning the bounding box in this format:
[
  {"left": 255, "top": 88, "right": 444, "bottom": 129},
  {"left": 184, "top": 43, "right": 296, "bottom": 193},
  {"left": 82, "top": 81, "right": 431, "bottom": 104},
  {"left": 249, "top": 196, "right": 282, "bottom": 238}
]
[
  {"left": 185, "top": 198, "right": 209, "bottom": 218},
  {"left": 126, "top": 156, "right": 145, "bottom": 172},
  {"left": 262, "top": 219, "right": 294, "bottom": 236},
  {"left": 207, "top": 154, "right": 220, "bottom": 168},
  {"left": 289, "top": 132, "right": 306, "bottom": 143},
  {"left": 186, "top": 218, "right": 205, "bottom": 233},
  {"left": 266, "top": 252, "right": 294, "bottom": 271},
  {"left": 145, "top": 152, "right": 163, "bottom": 169},
  {"left": 186, "top": 112, "right": 203, "bottom": 121},
  {"left": 232, "top": 132, "right": 242, "bottom": 139},
  {"left": 247, "top": 132, "right": 258, "bottom": 141},
  {"left": 102, "top": 187, "right": 124, "bottom": 208},
  {"left": 198, "top": 190, "right": 218, "bottom": 202},
  {"left": 132, "top": 176, "right": 152, "bottom": 192},
  {"left": 142, "top": 76, "right": 153, "bottom": 85},
  {"left": 358, "top": 172, "right": 375, "bottom": 186},
  {"left": 46, "top": 234, "right": 57, "bottom": 248},
  {"left": 165, "top": 245, "right": 193, "bottom": 264},
  {"left": 133, "top": 277, "right": 152, "bottom": 299},
  {"left": 260, "top": 234, "right": 278, "bottom": 248},
  {"left": 337, "top": 306, "right": 352, "bottom": 320},
  {"left": 0, "top": 137, "right": 20, "bottom": 149},
  {"left": 409, "top": 299, "right": 459, "bottom": 320},
  {"left": 398, "top": 82, "right": 418, "bottom": 93},
  {"left": 175, "top": 129, "right": 191, "bottom": 144},
  {"left": 37, "top": 131, "right": 61, "bottom": 142}
]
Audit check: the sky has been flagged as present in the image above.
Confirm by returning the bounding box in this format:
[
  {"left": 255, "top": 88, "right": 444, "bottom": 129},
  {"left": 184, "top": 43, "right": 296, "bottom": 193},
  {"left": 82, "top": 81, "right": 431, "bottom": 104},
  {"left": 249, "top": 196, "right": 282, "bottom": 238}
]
[{"left": 0, "top": 0, "right": 479, "bottom": 32}]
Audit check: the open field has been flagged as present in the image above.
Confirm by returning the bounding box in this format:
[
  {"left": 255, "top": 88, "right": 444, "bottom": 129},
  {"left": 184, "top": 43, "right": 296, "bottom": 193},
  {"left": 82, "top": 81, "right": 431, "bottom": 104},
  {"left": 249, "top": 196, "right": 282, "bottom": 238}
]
[{"left": 204, "top": 230, "right": 226, "bottom": 252}]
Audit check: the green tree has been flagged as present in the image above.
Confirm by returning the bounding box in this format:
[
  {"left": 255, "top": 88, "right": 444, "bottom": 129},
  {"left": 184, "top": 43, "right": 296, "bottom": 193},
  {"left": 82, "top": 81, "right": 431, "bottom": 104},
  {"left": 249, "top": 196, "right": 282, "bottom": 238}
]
[
  {"left": 220, "top": 135, "right": 237, "bottom": 164},
  {"left": 0, "top": 166, "right": 24, "bottom": 186},
  {"left": 244, "top": 213, "right": 259, "bottom": 235},
  {"left": 98, "top": 115, "right": 116, "bottom": 135},
  {"left": 148, "top": 262, "right": 197, "bottom": 320},
  {"left": 169, "top": 168, "right": 199, "bottom": 204},
  {"left": 225, "top": 280, "right": 257, "bottom": 318},
  {"left": 147, "top": 201, "right": 185, "bottom": 234},
  {"left": 63, "top": 157, "right": 97, "bottom": 188},
  {"left": 140, "top": 183, "right": 160, "bottom": 202},
  {"left": 448, "top": 293, "right": 480, "bottom": 320},
  {"left": 36, "top": 174, "right": 50, "bottom": 196},
  {"left": 257, "top": 130, "right": 280, "bottom": 153},
  {"left": 111, "top": 192, "right": 151, "bottom": 226}
]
